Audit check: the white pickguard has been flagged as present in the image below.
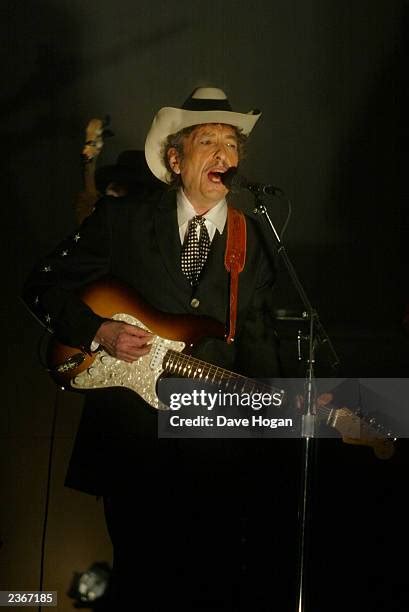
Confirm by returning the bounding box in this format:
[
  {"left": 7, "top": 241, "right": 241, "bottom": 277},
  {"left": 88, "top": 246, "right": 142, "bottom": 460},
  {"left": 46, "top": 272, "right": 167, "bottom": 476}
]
[{"left": 71, "top": 313, "right": 185, "bottom": 409}]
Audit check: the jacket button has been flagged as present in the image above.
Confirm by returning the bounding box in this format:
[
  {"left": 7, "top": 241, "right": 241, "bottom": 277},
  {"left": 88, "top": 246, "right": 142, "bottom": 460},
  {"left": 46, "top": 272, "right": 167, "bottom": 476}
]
[{"left": 190, "top": 298, "right": 200, "bottom": 308}]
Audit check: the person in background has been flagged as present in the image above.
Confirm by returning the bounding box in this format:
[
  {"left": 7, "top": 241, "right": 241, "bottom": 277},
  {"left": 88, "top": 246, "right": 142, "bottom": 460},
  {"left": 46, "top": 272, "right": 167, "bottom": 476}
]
[{"left": 95, "top": 149, "right": 163, "bottom": 197}]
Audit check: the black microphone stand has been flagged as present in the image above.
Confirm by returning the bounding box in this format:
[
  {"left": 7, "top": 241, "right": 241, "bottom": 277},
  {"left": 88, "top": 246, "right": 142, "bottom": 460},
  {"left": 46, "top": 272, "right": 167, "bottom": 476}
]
[{"left": 252, "top": 193, "right": 340, "bottom": 612}]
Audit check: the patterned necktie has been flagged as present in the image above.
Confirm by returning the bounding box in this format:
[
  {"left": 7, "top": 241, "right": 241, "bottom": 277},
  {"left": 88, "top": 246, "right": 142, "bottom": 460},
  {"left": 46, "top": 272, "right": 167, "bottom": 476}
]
[{"left": 181, "top": 215, "right": 211, "bottom": 286}]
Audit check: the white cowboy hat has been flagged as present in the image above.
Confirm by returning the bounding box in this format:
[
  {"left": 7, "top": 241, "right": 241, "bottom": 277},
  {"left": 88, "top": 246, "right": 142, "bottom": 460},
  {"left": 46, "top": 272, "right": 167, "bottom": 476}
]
[{"left": 145, "top": 87, "right": 261, "bottom": 183}]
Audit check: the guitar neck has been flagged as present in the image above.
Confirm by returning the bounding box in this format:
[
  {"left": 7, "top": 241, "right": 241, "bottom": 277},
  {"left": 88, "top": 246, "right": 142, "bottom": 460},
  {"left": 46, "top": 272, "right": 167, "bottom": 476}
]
[
  {"left": 162, "top": 350, "right": 391, "bottom": 444},
  {"left": 163, "top": 349, "right": 279, "bottom": 396}
]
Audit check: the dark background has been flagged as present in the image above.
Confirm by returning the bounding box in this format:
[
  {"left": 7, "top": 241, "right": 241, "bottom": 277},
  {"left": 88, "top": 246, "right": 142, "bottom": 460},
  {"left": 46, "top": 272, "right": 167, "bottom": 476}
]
[{"left": 2, "top": 1, "right": 408, "bottom": 610}]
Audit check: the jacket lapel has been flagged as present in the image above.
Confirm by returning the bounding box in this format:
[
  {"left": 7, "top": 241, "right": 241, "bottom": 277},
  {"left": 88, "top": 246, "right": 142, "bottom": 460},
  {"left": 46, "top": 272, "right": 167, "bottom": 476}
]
[
  {"left": 154, "top": 190, "right": 192, "bottom": 293},
  {"left": 198, "top": 227, "right": 227, "bottom": 285}
]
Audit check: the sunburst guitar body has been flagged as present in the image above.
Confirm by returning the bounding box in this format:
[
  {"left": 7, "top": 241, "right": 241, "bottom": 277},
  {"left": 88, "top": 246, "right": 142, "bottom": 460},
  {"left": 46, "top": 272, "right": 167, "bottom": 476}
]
[{"left": 46, "top": 278, "right": 395, "bottom": 459}]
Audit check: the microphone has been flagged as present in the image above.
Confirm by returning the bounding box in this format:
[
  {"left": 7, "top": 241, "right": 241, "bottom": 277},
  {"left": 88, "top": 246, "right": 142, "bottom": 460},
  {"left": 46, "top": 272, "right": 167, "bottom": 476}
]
[{"left": 221, "top": 167, "right": 284, "bottom": 197}]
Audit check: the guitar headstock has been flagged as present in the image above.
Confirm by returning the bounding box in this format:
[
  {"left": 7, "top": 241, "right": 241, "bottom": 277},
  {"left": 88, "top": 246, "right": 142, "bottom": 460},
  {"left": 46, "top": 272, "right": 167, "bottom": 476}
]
[
  {"left": 82, "top": 115, "right": 114, "bottom": 164},
  {"left": 331, "top": 407, "right": 395, "bottom": 460}
]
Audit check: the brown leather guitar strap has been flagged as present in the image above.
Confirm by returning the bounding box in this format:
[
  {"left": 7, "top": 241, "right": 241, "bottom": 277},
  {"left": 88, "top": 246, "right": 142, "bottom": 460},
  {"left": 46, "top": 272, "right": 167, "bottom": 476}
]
[{"left": 224, "top": 206, "right": 247, "bottom": 344}]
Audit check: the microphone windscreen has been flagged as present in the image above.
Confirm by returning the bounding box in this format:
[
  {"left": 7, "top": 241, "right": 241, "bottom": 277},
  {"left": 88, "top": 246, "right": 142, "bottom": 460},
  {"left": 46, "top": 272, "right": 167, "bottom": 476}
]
[{"left": 221, "top": 167, "right": 241, "bottom": 191}]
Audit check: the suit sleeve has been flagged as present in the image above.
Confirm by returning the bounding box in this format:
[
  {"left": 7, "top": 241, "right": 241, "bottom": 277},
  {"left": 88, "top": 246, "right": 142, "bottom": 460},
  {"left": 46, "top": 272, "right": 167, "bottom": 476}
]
[{"left": 22, "top": 198, "right": 113, "bottom": 349}]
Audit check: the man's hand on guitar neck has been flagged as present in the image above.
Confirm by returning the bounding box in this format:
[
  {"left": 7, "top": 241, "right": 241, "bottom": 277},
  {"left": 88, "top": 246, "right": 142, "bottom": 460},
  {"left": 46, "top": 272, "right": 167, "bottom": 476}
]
[{"left": 93, "top": 320, "right": 153, "bottom": 363}]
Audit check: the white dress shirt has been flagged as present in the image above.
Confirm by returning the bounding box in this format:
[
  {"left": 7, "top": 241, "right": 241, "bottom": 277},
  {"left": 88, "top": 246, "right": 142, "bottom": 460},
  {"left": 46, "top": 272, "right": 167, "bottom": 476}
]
[{"left": 177, "top": 188, "right": 227, "bottom": 244}]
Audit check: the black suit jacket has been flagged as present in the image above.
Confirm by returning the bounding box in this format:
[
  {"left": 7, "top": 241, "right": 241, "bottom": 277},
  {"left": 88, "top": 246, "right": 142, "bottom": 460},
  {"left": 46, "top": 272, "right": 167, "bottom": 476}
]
[{"left": 23, "top": 189, "right": 282, "bottom": 494}]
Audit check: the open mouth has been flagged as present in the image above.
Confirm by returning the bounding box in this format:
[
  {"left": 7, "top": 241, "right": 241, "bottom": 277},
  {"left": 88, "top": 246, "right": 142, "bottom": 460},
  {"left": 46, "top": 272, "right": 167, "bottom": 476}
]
[{"left": 207, "top": 170, "right": 225, "bottom": 184}]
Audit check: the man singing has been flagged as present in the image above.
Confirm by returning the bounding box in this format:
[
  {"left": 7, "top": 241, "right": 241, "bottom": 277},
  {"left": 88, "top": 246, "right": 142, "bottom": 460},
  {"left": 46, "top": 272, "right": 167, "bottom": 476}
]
[{"left": 24, "top": 87, "right": 299, "bottom": 610}]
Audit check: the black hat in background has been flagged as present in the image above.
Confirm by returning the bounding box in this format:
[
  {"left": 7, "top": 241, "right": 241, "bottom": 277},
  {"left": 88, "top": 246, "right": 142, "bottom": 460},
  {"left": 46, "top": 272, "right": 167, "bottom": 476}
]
[{"left": 95, "top": 150, "right": 162, "bottom": 194}]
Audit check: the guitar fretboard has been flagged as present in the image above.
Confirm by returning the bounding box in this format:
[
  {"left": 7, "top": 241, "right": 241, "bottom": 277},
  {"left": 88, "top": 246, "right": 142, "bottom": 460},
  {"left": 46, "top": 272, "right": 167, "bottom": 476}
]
[{"left": 162, "top": 349, "right": 284, "bottom": 398}]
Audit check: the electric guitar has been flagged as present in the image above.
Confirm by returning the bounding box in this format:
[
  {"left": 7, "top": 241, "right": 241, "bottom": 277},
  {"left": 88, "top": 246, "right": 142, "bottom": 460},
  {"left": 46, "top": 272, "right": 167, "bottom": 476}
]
[{"left": 46, "top": 278, "right": 395, "bottom": 459}]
